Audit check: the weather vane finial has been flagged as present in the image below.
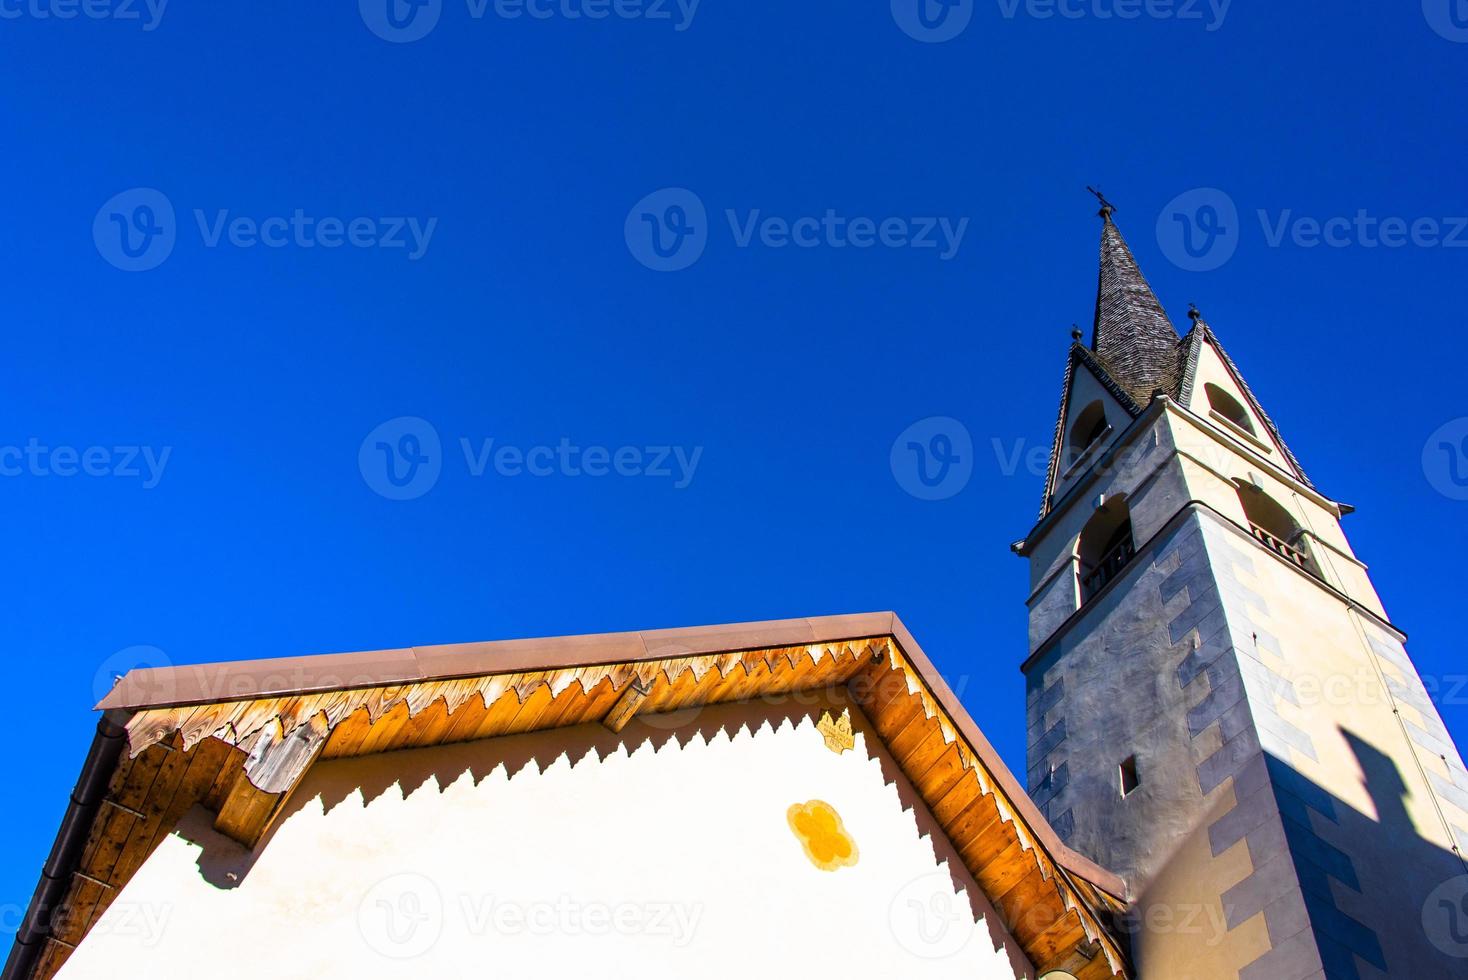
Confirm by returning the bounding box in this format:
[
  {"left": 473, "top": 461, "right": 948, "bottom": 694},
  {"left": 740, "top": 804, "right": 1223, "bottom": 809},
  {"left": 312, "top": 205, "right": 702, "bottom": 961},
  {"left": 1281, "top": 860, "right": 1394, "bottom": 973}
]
[{"left": 1086, "top": 185, "right": 1116, "bottom": 219}]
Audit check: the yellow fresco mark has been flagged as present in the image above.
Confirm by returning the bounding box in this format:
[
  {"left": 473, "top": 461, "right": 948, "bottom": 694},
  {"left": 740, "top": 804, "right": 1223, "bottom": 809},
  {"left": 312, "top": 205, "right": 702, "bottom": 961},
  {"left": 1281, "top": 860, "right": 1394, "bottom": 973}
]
[
  {"left": 787, "top": 799, "right": 859, "bottom": 871},
  {"left": 816, "top": 709, "right": 855, "bottom": 755}
]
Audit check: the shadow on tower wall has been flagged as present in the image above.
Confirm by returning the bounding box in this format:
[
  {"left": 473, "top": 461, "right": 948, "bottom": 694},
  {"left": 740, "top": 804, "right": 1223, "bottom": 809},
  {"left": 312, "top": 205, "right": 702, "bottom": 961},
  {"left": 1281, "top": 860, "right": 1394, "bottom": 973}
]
[{"left": 1158, "top": 727, "right": 1468, "bottom": 979}]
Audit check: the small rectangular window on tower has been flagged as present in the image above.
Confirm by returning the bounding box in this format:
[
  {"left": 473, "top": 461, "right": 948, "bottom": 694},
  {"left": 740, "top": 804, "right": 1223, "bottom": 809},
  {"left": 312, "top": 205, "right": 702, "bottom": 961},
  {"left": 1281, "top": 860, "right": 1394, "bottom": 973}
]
[{"left": 1119, "top": 756, "right": 1140, "bottom": 797}]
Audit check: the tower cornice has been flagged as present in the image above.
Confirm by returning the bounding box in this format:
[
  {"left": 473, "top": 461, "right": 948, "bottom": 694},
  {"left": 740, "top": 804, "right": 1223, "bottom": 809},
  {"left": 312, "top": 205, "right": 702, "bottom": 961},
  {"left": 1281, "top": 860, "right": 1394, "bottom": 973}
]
[
  {"left": 1020, "top": 496, "right": 1407, "bottom": 675},
  {"left": 1019, "top": 396, "right": 1342, "bottom": 558}
]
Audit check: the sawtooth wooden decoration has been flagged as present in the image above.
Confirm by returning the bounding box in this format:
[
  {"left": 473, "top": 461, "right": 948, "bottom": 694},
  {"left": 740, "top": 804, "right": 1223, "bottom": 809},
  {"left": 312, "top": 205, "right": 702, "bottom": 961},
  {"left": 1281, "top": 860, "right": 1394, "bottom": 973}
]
[{"left": 30, "top": 631, "right": 1131, "bottom": 980}]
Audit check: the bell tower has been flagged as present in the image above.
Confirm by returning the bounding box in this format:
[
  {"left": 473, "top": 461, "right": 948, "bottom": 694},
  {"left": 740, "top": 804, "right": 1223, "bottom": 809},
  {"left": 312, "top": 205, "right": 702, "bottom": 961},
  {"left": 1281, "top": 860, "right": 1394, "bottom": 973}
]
[{"left": 1016, "top": 199, "right": 1468, "bottom": 978}]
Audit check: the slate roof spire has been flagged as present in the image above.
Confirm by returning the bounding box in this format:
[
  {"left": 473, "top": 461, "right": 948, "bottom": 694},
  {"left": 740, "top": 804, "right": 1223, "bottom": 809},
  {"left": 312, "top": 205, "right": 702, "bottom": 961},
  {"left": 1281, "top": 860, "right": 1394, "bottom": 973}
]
[
  {"left": 1089, "top": 195, "right": 1182, "bottom": 401},
  {"left": 1032, "top": 199, "right": 1315, "bottom": 521}
]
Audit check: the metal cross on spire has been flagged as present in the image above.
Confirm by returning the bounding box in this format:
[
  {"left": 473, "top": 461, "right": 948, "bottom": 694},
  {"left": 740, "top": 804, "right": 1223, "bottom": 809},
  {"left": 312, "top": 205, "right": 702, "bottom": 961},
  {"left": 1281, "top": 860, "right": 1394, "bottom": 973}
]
[{"left": 1086, "top": 185, "right": 1117, "bottom": 219}]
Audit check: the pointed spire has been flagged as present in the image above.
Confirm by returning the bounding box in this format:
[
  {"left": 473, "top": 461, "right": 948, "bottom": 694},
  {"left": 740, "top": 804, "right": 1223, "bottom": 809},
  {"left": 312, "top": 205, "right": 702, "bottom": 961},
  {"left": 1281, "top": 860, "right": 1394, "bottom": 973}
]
[{"left": 1089, "top": 196, "right": 1182, "bottom": 401}]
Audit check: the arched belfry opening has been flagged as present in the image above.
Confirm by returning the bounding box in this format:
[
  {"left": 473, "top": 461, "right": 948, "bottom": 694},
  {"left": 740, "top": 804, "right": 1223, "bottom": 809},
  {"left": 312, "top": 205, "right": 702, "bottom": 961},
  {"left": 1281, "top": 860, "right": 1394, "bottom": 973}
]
[
  {"left": 1078, "top": 496, "right": 1135, "bottom": 602},
  {"left": 1234, "top": 480, "right": 1318, "bottom": 578},
  {"left": 1068, "top": 400, "right": 1110, "bottom": 466},
  {"left": 1205, "top": 383, "right": 1256, "bottom": 435}
]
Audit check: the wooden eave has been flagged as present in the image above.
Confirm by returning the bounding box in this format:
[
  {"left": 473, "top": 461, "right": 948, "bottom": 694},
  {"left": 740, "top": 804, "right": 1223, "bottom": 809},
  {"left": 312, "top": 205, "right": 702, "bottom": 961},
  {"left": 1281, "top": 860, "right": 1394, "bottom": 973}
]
[{"left": 12, "top": 613, "right": 1131, "bottom": 980}]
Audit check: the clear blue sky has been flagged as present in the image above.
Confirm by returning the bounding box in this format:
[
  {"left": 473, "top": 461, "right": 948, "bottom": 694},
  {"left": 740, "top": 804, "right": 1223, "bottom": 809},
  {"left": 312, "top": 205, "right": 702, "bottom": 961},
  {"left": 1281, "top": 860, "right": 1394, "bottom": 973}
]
[{"left": 3, "top": 0, "right": 1466, "bottom": 942}]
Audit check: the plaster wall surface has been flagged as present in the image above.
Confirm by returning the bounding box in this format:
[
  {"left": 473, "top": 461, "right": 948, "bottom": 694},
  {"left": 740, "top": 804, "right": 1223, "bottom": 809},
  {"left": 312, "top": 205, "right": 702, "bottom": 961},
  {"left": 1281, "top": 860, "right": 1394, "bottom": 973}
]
[
  {"left": 57, "top": 694, "right": 1036, "bottom": 980},
  {"left": 1177, "top": 344, "right": 1272, "bottom": 449},
  {"left": 1197, "top": 510, "right": 1468, "bottom": 978},
  {"left": 1166, "top": 406, "right": 1383, "bottom": 617},
  {"left": 1026, "top": 510, "right": 1290, "bottom": 980},
  {"left": 1027, "top": 499, "right": 1468, "bottom": 979}
]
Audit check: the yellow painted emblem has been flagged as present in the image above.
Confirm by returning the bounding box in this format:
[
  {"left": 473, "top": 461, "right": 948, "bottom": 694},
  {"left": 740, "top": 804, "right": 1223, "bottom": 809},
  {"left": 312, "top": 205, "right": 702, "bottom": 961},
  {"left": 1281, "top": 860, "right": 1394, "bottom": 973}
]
[
  {"left": 787, "top": 800, "right": 859, "bottom": 871},
  {"left": 816, "top": 709, "right": 855, "bottom": 754}
]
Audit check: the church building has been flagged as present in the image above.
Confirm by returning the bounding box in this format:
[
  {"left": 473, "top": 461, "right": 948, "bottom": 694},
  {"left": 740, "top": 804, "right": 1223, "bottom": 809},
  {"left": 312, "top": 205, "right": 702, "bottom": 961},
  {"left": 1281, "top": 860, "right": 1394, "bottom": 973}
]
[
  {"left": 5, "top": 205, "right": 1464, "bottom": 980},
  {"left": 1018, "top": 200, "right": 1468, "bottom": 977}
]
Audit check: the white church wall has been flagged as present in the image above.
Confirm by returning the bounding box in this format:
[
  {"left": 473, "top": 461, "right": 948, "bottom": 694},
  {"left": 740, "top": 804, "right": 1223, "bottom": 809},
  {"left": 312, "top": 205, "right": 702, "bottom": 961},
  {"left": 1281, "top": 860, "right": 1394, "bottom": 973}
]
[
  {"left": 1194, "top": 512, "right": 1468, "bottom": 975},
  {"left": 1178, "top": 343, "right": 1273, "bottom": 453},
  {"left": 1028, "top": 431, "right": 1468, "bottom": 975},
  {"left": 1165, "top": 407, "right": 1387, "bottom": 617},
  {"left": 57, "top": 692, "right": 1036, "bottom": 980},
  {"left": 1024, "top": 507, "right": 1284, "bottom": 979}
]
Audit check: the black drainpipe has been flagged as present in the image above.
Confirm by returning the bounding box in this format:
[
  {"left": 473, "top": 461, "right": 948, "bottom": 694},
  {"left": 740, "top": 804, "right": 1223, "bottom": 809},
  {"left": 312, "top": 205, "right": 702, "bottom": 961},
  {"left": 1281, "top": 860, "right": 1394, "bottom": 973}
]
[{"left": 2, "top": 714, "right": 128, "bottom": 980}]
